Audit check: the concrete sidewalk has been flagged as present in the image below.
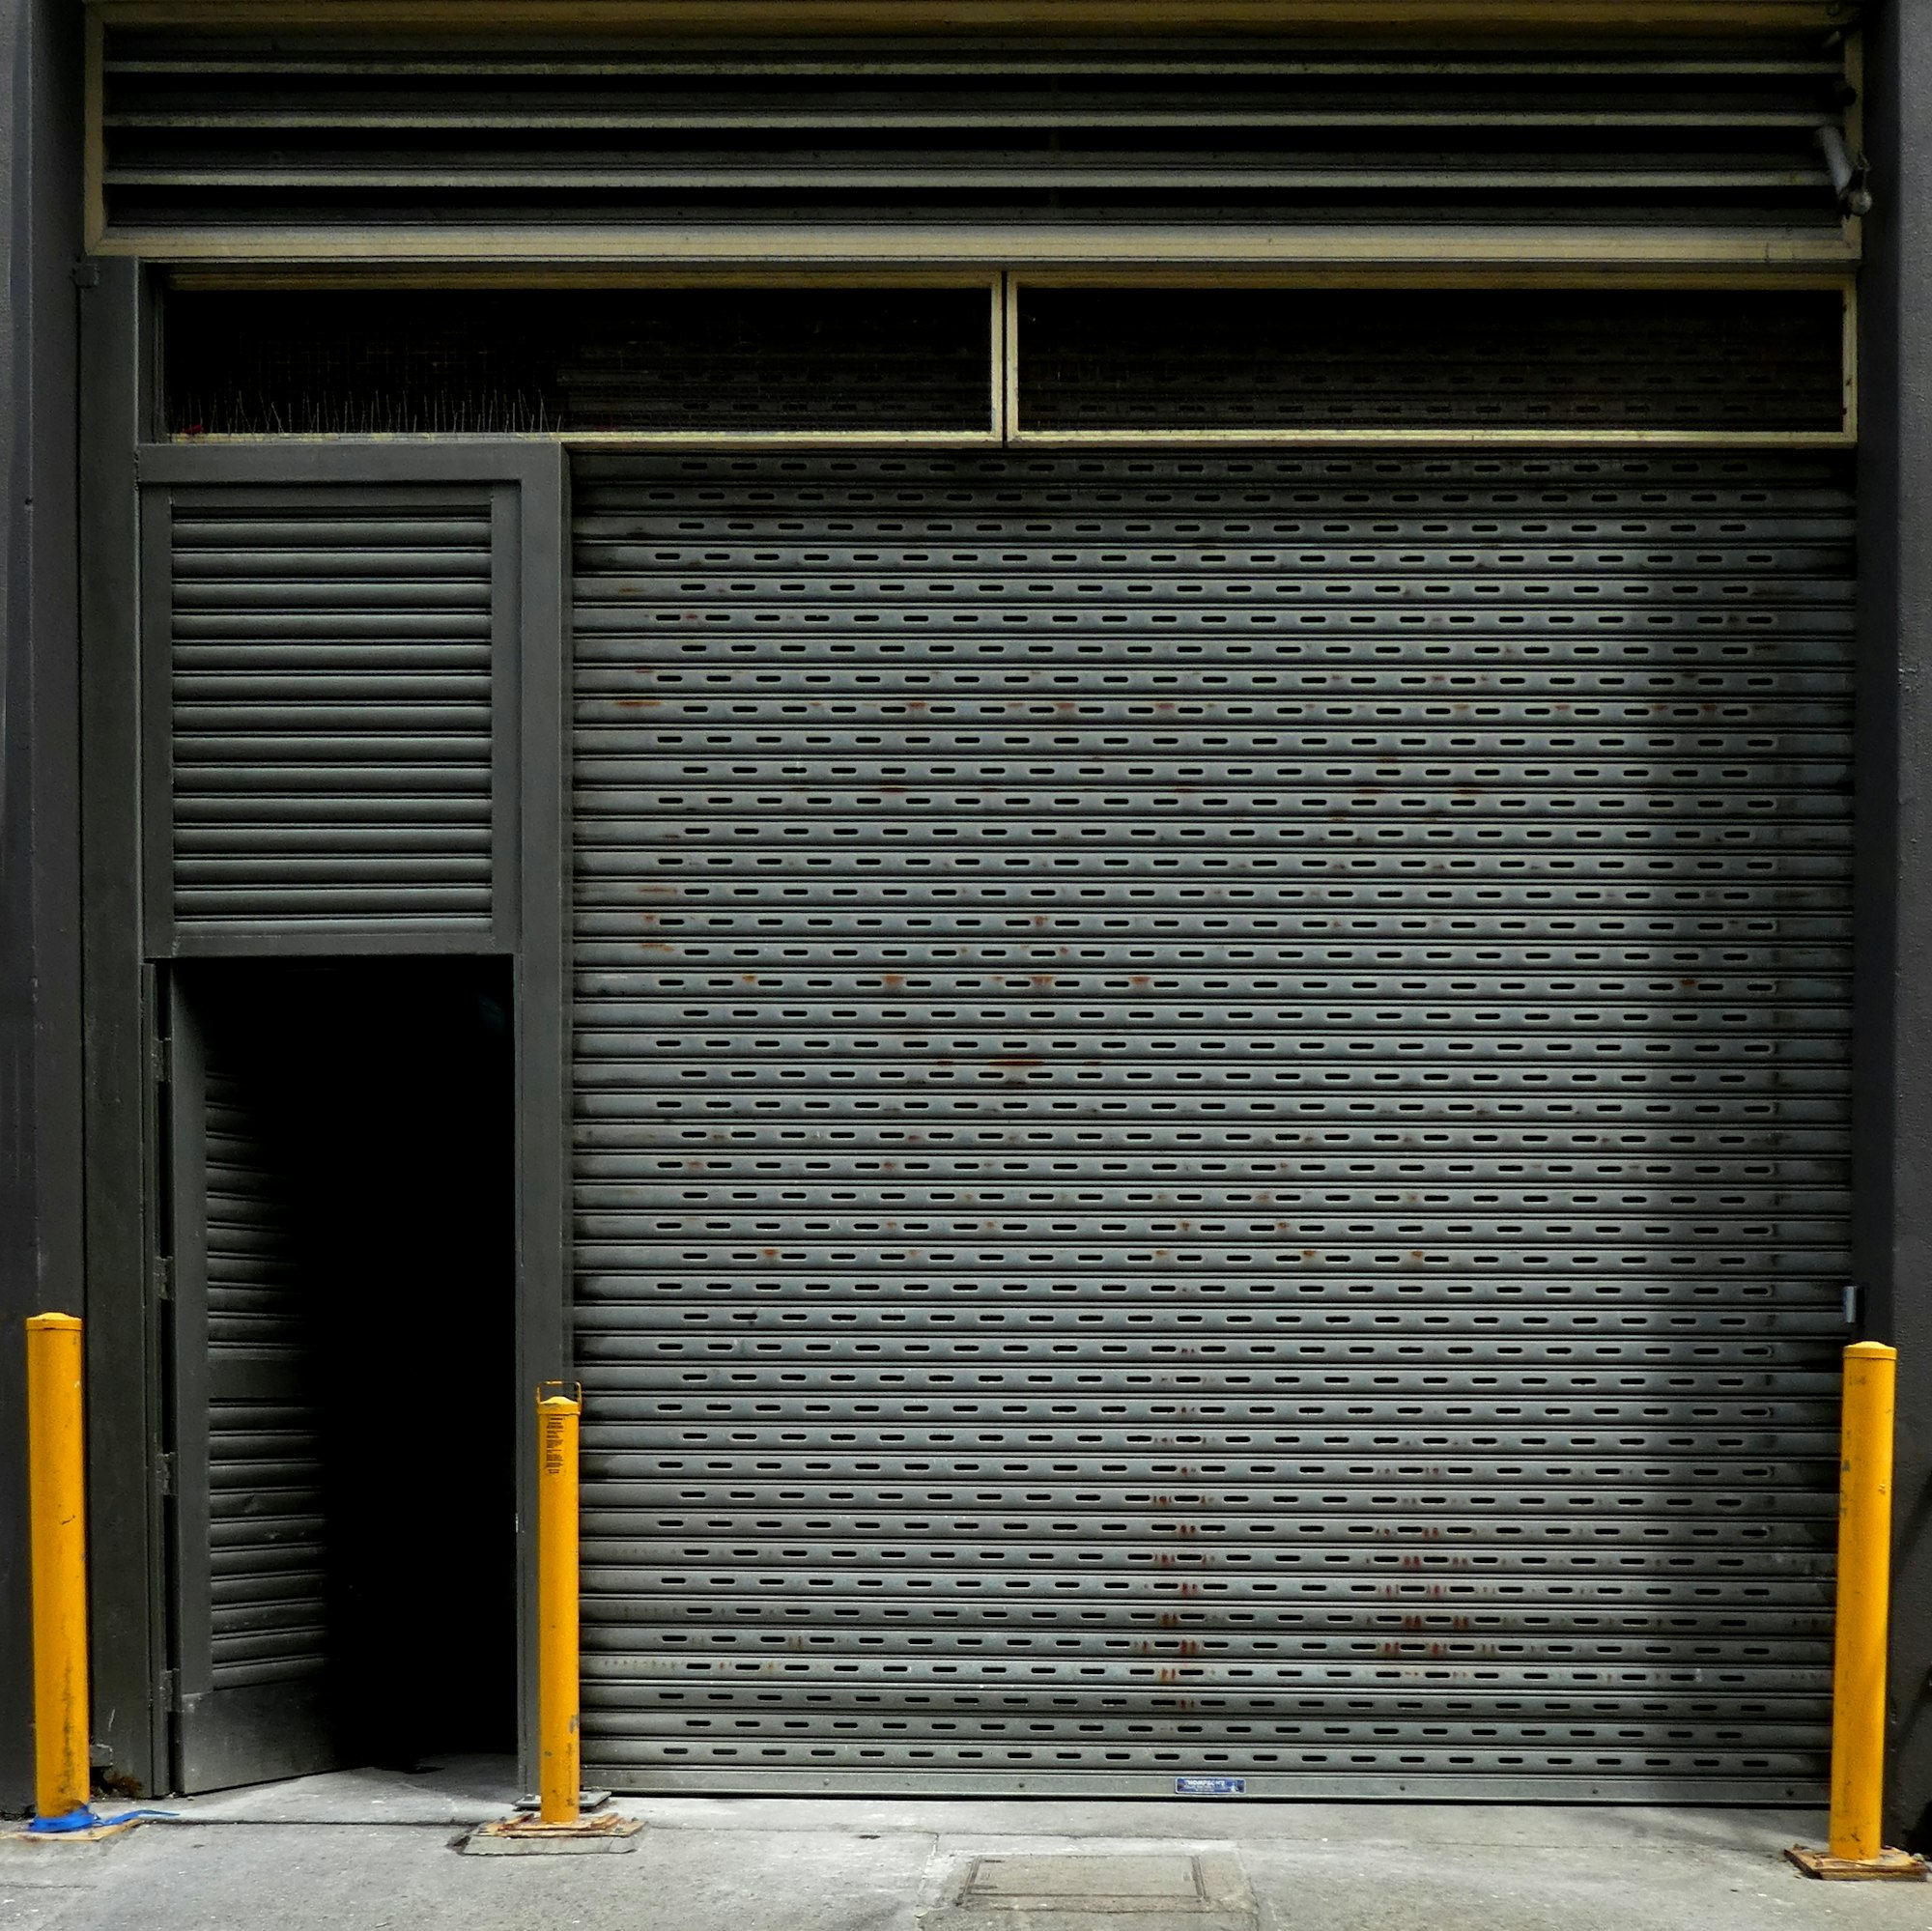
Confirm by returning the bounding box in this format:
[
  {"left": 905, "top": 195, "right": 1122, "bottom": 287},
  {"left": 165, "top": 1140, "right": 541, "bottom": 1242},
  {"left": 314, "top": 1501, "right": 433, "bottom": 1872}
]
[{"left": 3, "top": 1761, "right": 1929, "bottom": 1931}]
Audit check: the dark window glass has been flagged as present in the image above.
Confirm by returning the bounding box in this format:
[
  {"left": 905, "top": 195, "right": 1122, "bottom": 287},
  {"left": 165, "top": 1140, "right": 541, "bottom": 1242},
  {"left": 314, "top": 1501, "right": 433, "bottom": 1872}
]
[
  {"left": 1017, "top": 288, "right": 1845, "bottom": 432},
  {"left": 163, "top": 288, "right": 992, "bottom": 435}
]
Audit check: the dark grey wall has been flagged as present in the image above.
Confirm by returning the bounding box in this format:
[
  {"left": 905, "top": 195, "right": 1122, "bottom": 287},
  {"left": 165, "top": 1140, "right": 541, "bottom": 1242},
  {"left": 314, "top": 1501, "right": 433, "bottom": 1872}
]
[
  {"left": 0, "top": 0, "right": 85, "bottom": 1818},
  {"left": 1860, "top": 0, "right": 1932, "bottom": 1854}
]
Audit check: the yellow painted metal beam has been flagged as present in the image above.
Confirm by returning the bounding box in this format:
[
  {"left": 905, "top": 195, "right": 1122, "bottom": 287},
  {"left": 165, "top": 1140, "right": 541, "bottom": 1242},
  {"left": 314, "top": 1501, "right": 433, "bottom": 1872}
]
[
  {"left": 90, "top": 226, "right": 1863, "bottom": 269},
  {"left": 160, "top": 264, "right": 1855, "bottom": 293}
]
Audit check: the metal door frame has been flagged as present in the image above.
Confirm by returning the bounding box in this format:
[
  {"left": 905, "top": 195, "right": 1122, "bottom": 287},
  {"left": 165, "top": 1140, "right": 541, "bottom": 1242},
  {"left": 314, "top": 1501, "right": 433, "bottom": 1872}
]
[
  {"left": 76, "top": 294, "right": 576, "bottom": 1792},
  {"left": 141, "top": 439, "right": 574, "bottom": 1793}
]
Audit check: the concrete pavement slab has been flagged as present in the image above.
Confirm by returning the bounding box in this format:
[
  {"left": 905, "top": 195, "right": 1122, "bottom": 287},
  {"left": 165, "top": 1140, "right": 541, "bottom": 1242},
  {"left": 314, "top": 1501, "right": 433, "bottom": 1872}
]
[
  {"left": 0, "top": 1823, "right": 938, "bottom": 1931},
  {"left": 2, "top": 1764, "right": 1927, "bottom": 1931},
  {"left": 152, "top": 1759, "right": 519, "bottom": 1827}
]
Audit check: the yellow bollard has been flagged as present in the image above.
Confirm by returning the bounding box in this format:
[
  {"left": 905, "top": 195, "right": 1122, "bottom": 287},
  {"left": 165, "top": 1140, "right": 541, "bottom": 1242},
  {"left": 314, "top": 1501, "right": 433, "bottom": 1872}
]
[
  {"left": 26, "top": 1314, "right": 90, "bottom": 1822},
  {"left": 1830, "top": 1341, "right": 1894, "bottom": 1861},
  {"left": 1787, "top": 1342, "right": 1927, "bottom": 1879},
  {"left": 537, "top": 1385, "right": 582, "bottom": 1827},
  {"left": 458, "top": 1381, "right": 638, "bottom": 1851}
]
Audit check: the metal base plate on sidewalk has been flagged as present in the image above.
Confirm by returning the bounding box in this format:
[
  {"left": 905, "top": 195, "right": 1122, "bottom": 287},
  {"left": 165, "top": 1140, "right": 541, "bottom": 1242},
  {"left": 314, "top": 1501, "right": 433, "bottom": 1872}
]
[
  {"left": 458, "top": 1811, "right": 642, "bottom": 1857},
  {"left": 1785, "top": 1845, "right": 1930, "bottom": 1881},
  {"left": 6, "top": 1819, "right": 148, "bottom": 1845},
  {"left": 6, "top": 1804, "right": 177, "bottom": 1845}
]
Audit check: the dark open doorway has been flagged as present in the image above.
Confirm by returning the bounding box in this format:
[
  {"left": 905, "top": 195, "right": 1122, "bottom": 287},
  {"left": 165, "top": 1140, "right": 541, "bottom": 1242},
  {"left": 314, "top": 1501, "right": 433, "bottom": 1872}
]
[{"left": 163, "top": 957, "right": 518, "bottom": 1791}]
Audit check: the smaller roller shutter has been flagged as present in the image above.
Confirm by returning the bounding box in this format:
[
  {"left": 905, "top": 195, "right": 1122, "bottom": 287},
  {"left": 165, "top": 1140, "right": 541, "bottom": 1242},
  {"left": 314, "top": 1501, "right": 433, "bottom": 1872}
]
[{"left": 167, "top": 987, "right": 339, "bottom": 1793}]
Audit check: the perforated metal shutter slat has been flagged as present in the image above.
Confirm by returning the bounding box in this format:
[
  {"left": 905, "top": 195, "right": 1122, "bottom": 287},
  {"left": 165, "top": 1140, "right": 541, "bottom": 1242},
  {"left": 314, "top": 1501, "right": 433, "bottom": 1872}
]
[
  {"left": 167, "top": 491, "right": 497, "bottom": 931},
  {"left": 203, "top": 1065, "right": 329, "bottom": 1688},
  {"left": 570, "top": 451, "right": 1851, "bottom": 1801}
]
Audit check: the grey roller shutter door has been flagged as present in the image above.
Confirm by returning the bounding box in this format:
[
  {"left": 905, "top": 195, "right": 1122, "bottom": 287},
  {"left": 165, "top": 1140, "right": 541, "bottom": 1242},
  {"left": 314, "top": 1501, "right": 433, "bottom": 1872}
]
[{"left": 570, "top": 450, "right": 1852, "bottom": 1802}]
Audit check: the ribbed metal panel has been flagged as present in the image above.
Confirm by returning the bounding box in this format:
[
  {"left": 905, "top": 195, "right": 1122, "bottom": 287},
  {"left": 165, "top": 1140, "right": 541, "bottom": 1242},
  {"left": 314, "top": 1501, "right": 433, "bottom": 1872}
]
[
  {"left": 103, "top": 39, "right": 1856, "bottom": 248},
  {"left": 570, "top": 450, "right": 1852, "bottom": 1800},
  {"left": 164, "top": 489, "right": 497, "bottom": 935},
  {"left": 202, "top": 1060, "right": 329, "bottom": 1690}
]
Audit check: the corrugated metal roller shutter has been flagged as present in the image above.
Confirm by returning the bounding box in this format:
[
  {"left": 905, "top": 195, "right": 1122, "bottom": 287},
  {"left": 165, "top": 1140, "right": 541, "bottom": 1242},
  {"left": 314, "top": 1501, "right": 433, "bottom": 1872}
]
[
  {"left": 169, "top": 986, "right": 341, "bottom": 1792},
  {"left": 571, "top": 450, "right": 1852, "bottom": 1802},
  {"left": 202, "top": 1055, "right": 328, "bottom": 1698}
]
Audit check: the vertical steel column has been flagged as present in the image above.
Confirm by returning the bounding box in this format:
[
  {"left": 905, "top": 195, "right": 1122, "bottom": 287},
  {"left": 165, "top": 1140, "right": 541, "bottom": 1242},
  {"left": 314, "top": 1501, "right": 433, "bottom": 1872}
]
[
  {"left": 0, "top": 0, "right": 89, "bottom": 1816},
  {"left": 1857, "top": 0, "right": 1932, "bottom": 1857}
]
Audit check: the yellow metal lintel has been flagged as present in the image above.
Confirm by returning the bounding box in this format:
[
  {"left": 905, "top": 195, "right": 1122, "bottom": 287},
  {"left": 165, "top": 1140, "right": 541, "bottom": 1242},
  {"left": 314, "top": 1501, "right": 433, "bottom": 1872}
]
[
  {"left": 96, "top": 226, "right": 1864, "bottom": 270},
  {"left": 159, "top": 262, "right": 1858, "bottom": 294},
  {"left": 163, "top": 266, "right": 1007, "bottom": 292},
  {"left": 1007, "top": 428, "right": 1856, "bottom": 446},
  {"left": 165, "top": 426, "right": 1853, "bottom": 451}
]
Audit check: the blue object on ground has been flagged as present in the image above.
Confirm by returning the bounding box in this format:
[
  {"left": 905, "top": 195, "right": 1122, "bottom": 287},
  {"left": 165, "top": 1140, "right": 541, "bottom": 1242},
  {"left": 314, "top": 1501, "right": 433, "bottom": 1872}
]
[{"left": 27, "top": 1805, "right": 178, "bottom": 1834}]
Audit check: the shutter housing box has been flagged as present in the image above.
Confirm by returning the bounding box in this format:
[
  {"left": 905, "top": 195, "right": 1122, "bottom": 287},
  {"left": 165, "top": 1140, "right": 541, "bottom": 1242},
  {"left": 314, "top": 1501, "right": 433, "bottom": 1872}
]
[{"left": 92, "top": 31, "right": 1865, "bottom": 267}]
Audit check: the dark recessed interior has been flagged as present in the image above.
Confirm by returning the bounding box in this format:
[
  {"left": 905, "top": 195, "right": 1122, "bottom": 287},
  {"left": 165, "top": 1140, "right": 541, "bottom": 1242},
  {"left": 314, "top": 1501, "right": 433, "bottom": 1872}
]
[
  {"left": 1017, "top": 287, "right": 1846, "bottom": 431},
  {"left": 162, "top": 287, "right": 994, "bottom": 435},
  {"left": 173, "top": 957, "right": 518, "bottom": 1775}
]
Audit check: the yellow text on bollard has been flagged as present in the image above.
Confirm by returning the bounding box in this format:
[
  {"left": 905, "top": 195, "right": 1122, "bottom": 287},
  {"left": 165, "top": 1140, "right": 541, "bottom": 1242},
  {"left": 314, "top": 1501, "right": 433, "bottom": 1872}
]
[
  {"left": 537, "top": 1387, "right": 582, "bottom": 1828},
  {"left": 1829, "top": 1341, "right": 1896, "bottom": 1862},
  {"left": 27, "top": 1314, "right": 90, "bottom": 1822}
]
